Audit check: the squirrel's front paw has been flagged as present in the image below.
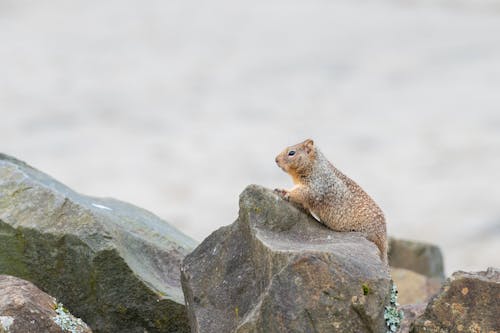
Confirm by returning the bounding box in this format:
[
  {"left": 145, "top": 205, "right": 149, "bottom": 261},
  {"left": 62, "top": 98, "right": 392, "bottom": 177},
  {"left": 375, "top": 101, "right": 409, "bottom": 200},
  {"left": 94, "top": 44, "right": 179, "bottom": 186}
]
[{"left": 274, "top": 188, "right": 290, "bottom": 201}]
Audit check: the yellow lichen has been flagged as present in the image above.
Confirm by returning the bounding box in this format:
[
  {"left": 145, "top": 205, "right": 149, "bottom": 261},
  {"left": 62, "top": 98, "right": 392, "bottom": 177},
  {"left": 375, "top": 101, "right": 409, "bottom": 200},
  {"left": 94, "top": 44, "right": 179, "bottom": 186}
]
[
  {"left": 451, "top": 302, "right": 465, "bottom": 315},
  {"left": 469, "top": 322, "right": 481, "bottom": 333}
]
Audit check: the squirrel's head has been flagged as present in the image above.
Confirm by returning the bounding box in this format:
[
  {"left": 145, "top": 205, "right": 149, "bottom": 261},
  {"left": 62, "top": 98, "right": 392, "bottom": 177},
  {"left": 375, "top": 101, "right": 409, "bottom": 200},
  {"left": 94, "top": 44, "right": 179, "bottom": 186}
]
[{"left": 275, "top": 139, "right": 316, "bottom": 182}]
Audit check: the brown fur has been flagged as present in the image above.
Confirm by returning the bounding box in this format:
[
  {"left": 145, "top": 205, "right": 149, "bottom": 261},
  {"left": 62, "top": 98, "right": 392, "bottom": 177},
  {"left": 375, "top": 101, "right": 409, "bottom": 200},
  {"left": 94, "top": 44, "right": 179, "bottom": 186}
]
[{"left": 275, "top": 139, "right": 388, "bottom": 263}]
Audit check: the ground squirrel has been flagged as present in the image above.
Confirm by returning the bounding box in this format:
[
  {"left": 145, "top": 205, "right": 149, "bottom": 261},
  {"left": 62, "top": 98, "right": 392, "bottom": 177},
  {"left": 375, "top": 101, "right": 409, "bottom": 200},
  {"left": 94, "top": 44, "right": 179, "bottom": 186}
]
[{"left": 275, "top": 139, "right": 388, "bottom": 263}]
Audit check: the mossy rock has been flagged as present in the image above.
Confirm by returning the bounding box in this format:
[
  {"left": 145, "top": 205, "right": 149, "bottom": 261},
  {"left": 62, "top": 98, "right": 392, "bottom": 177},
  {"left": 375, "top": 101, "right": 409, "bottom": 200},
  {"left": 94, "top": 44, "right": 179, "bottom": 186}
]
[{"left": 0, "top": 154, "right": 197, "bottom": 333}]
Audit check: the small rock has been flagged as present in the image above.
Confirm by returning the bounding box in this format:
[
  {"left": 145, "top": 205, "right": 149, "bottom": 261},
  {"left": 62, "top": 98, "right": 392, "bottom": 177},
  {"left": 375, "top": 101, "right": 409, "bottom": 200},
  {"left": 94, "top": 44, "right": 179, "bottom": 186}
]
[
  {"left": 412, "top": 267, "right": 500, "bottom": 332},
  {"left": 391, "top": 268, "right": 442, "bottom": 305},
  {"left": 388, "top": 237, "right": 445, "bottom": 280},
  {"left": 0, "top": 275, "right": 92, "bottom": 333},
  {"left": 181, "top": 185, "right": 392, "bottom": 333}
]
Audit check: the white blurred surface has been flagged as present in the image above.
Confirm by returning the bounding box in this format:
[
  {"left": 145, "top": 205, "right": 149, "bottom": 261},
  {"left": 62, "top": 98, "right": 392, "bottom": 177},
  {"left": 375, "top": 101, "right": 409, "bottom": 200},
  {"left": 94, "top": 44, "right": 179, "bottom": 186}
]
[{"left": 1, "top": 0, "right": 499, "bottom": 275}]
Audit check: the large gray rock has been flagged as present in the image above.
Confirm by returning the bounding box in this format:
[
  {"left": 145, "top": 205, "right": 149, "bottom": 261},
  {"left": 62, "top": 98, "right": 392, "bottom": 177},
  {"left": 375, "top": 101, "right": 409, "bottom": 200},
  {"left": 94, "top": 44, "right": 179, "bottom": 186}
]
[
  {"left": 0, "top": 274, "right": 91, "bottom": 333},
  {"left": 181, "top": 185, "right": 392, "bottom": 333},
  {"left": 412, "top": 267, "right": 500, "bottom": 333},
  {"left": 0, "top": 154, "right": 197, "bottom": 333},
  {"left": 388, "top": 238, "right": 445, "bottom": 280}
]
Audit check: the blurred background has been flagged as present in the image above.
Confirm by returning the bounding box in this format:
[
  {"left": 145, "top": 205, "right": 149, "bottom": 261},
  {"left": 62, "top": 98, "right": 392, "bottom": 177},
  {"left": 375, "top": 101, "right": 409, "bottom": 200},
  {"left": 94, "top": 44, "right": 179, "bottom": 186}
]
[{"left": 1, "top": 0, "right": 499, "bottom": 275}]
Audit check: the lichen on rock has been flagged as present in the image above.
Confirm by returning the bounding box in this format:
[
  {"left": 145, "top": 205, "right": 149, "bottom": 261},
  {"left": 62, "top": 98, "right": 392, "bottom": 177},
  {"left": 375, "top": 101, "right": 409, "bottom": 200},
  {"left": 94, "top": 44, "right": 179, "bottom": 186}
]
[
  {"left": 0, "top": 316, "right": 14, "bottom": 333},
  {"left": 384, "top": 283, "right": 404, "bottom": 333},
  {"left": 412, "top": 267, "right": 500, "bottom": 333},
  {"left": 53, "top": 303, "right": 88, "bottom": 333},
  {"left": 0, "top": 275, "right": 92, "bottom": 333}
]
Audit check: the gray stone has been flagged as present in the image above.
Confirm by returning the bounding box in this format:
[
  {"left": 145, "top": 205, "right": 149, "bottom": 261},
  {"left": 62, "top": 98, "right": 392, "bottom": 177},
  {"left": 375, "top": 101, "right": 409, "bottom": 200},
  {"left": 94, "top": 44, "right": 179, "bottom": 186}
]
[
  {"left": 412, "top": 267, "right": 500, "bottom": 333},
  {"left": 388, "top": 237, "right": 445, "bottom": 280},
  {"left": 0, "top": 274, "right": 92, "bottom": 333},
  {"left": 181, "top": 184, "right": 392, "bottom": 333},
  {"left": 0, "top": 154, "right": 197, "bottom": 333}
]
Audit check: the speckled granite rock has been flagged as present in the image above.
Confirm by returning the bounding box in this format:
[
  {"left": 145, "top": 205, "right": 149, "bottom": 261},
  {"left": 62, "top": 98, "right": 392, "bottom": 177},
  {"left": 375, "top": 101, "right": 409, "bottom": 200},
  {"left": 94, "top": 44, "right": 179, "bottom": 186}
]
[
  {"left": 181, "top": 184, "right": 392, "bottom": 333},
  {"left": 0, "top": 154, "right": 197, "bottom": 333},
  {"left": 412, "top": 267, "right": 500, "bottom": 333},
  {"left": 0, "top": 275, "right": 91, "bottom": 333}
]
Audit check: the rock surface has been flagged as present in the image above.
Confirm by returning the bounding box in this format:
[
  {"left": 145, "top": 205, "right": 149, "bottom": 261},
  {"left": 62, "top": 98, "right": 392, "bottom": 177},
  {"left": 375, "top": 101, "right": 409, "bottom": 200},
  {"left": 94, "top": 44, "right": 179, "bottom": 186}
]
[
  {"left": 391, "top": 268, "right": 442, "bottom": 305},
  {"left": 0, "top": 275, "right": 91, "bottom": 333},
  {"left": 0, "top": 154, "right": 197, "bottom": 333},
  {"left": 181, "top": 184, "right": 392, "bottom": 333},
  {"left": 412, "top": 267, "right": 500, "bottom": 333},
  {"left": 398, "top": 303, "right": 426, "bottom": 333},
  {"left": 388, "top": 238, "right": 445, "bottom": 280}
]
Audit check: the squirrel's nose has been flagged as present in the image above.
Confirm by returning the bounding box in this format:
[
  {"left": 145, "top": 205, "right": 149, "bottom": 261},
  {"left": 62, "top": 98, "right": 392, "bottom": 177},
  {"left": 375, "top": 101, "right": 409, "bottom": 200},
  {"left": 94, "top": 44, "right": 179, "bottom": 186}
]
[{"left": 275, "top": 157, "right": 278, "bottom": 164}]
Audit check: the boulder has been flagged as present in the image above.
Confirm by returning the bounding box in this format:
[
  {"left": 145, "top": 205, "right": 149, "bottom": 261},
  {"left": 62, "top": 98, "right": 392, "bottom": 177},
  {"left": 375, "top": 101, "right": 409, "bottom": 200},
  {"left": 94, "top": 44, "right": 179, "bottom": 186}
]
[
  {"left": 388, "top": 238, "right": 445, "bottom": 280},
  {"left": 181, "top": 185, "right": 392, "bottom": 333},
  {"left": 390, "top": 268, "right": 442, "bottom": 305},
  {"left": 0, "top": 154, "right": 197, "bottom": 333},
  {"left": 412, "top": 267, "right": 500, "bottom": 332},
  {"left": 0, "top": 274, "right": 91, "bottom": 333}
]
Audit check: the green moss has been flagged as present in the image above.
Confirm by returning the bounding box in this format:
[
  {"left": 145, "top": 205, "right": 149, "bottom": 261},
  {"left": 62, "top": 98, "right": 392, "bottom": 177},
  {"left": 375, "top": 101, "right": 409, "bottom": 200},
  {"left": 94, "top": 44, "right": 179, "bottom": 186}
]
[
  {"left": 362, "top": 283, "right": 371, "bottom": 295},
  {"left": 14, "top": 229, "right": 27, "bottom": 252},
  {"left": 0, "top": 223, "right": 31, "bottom": 278},
  {"left": 151, "top": 302, "right": 189, "bottom": 331},
  {"left": 89, "top": 270, "right": 97, "bottom": 295},
  {"left": 0, "top": 223, "right": 191, "bottom": 333}
]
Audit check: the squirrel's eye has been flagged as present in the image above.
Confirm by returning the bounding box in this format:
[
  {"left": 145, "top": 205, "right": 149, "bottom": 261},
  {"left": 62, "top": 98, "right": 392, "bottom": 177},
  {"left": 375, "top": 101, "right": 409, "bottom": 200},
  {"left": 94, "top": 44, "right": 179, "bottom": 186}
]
[{"left": 288, "top": 150, "right": 296, "bottom": 156}]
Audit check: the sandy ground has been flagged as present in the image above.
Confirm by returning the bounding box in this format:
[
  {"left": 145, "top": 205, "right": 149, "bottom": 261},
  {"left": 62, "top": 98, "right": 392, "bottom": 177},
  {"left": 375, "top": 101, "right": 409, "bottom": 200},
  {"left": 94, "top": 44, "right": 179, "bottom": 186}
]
[{"left": 1, "top": 0, "right": 499, "bottom": 275}]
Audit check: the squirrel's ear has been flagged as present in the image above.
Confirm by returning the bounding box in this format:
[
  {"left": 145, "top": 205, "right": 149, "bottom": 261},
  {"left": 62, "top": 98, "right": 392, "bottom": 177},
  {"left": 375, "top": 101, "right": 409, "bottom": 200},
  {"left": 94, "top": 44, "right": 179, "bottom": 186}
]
[{"left": 304, "top": 139, "right": 314, "bottom": 153}]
